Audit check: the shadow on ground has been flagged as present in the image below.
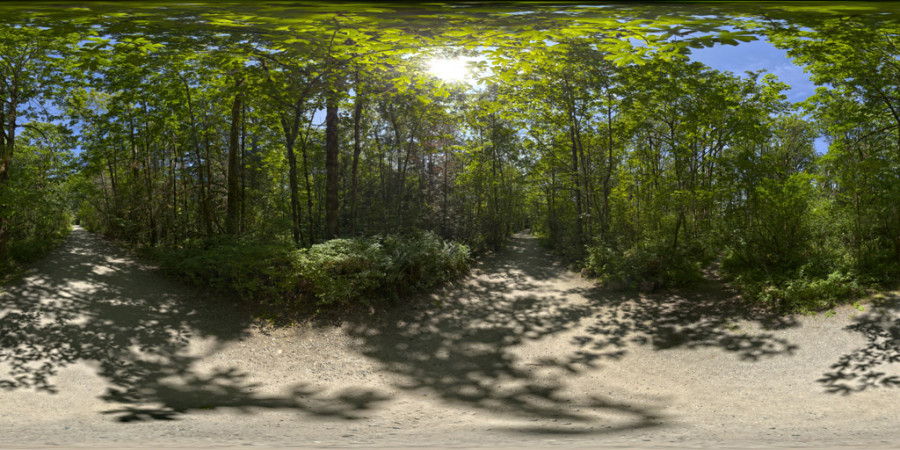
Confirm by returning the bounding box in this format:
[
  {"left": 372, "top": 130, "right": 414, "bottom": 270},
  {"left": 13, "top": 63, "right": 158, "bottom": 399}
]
[
  {"left": 818, "top": 293, "right": 900, "bottom": 394},
  {"left": 1, "top": 228, "right": 816, "bottom": 430},
  {"left": 563, "top": 283, "right": 800, "bottom": 370},
  {"left": 0, "top": 227, "right": 388, "bottom": 422},
  {"left": 345, "top": 233, "right": 800, "bottom": 434}
]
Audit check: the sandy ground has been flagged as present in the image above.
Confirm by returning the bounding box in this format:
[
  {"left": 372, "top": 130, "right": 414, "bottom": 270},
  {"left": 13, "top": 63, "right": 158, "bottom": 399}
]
[{"left": 1, "top": 226, "right": 899, "bottom": 449}]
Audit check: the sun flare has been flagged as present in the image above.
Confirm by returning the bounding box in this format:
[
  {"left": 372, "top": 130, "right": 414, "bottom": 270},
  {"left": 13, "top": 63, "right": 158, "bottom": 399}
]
[{"left": 427, "top": 56, "right": 472, "bottom": 83}]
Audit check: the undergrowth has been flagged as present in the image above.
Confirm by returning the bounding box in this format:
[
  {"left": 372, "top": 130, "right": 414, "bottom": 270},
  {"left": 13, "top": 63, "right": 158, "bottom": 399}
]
[
  {"left": 719, "top": 249, "right": 873, "bottom": 314},
  {"left": 583, "top": 240, "right": 711, "bottom": 290},
  {"left": 1, "top": 225, "right": 71, "bottom": 285},
  {"left": 146, "top": 231, "right": 471, "bottom": 315}
]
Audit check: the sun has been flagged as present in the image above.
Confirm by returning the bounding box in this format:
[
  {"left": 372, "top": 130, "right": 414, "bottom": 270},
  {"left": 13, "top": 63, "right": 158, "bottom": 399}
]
[{"left": 427, "top": 56, "right": 472, "bottom": 83}]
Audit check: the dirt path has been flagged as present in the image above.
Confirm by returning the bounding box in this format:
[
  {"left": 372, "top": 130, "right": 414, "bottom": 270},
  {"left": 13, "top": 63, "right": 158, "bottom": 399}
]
[{"left": 1, "top": 226, "right": 899, "bottom": 448}]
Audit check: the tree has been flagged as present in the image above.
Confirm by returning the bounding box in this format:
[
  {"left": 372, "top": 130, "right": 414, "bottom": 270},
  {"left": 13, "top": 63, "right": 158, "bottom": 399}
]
[
  {"left": 226, "top": 74, "right": 245, "bottom": 235},
  {"left": 0, "top": 24, "right": 76, "bottom": 261},
  {"left": 324, "top": 89, "right": 340, "bottom": 239},
  {"left": 768, "top": 15, "right": 900, "bottom": 265}
]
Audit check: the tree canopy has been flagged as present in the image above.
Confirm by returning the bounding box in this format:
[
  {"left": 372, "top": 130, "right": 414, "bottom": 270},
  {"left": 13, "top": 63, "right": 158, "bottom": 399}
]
[{"left": 2, "top": 2, "right": 899, "bottom": 312}]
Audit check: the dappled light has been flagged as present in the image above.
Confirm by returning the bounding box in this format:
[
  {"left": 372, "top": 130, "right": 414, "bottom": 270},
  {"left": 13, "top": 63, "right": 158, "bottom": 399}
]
[
  {"left": 0, "top": 228, "right": 388, "bottom": 422},
  {"left": 2, "top": 1, "right": 900, "bottom": 447},
  {"left": 342, "top": 233, "right": 803, "bottom": 434},
  {"left": 568, "top": 286, "right": 799, "bottom": 365},
  {"left": 818, "top": 294, "right": 900, "bottom": 395},
  {"left": 344, "top": 233, "right": 663, "bottom": 433}
]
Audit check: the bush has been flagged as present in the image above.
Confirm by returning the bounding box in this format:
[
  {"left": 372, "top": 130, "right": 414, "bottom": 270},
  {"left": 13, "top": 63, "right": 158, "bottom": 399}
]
[
  {"left": 732, "top": 269, "right": 863, "bottom": 313},
  {"left": 294, "top": 238, "right": 383, "bottom": 305},
  {"left": 150, "top": 231, "right": 471, "bottom": 310},
  {"left": 720, "top": 231, "right": 865, "bottom": 313},
  {"left": 719, "top": 185, "right": 868, "bottom": 313},
  {"left": 8, "top": 230, "right": 70, "bottom": 264},
  {"left": 149, "top": 237, "right": 297, "bottom": 304},
  {"left": 584, "top": 239, "right": 709, "bottom": 289},
  {"left": 294, "top": 231, "right": 470, "bottom": 305}
]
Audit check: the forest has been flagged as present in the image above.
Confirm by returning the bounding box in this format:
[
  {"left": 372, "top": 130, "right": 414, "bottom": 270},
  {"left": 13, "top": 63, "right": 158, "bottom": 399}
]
[{"left": 1, "top": 2, "right": 899, "bottom": 315}]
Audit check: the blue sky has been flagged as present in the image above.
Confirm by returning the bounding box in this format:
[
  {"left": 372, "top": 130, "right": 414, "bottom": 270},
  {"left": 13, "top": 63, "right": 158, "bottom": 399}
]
[
  {"left": 689, "top": 38, "right": 815, "bottom": 103},
  {"left": 687, "top": 38, "right": 828, "bottom": 152}
]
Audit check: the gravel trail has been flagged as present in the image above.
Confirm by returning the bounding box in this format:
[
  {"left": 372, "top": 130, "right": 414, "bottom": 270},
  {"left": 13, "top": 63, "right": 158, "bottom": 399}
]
[{"left": 1, "top": 226, "right": 899, "bottom": 448}]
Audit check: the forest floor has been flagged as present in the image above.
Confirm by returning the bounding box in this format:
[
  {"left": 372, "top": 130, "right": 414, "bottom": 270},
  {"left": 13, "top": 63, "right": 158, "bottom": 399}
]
[{"left": 1, "top": 226, "right": 899, "bottom": 448}]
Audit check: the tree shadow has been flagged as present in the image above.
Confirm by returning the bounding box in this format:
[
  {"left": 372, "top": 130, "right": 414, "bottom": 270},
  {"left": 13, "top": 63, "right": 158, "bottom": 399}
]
[
  {"left": 347, "top": 287, "right": 664, "bottom": 434},
  {"left": 563, "top": 282, "right": 801, "bottom": 371},
  {"left": 1, "top": 228, "right": 806, "bottom": 430},
  {"left": 343, "top": 232, "right": 665, "bottom": 434},
  {"left": 344, "top": 233, "right": 800, "bottom": 435},
  {"left": 818, "top": 294, "right": 900, "bottom": 395},
  {"left": 0, "top": 227, "right": 388, "bottom": 422},
  {"left": 470, "top": 235, "right": 568, "bottom": 283}
]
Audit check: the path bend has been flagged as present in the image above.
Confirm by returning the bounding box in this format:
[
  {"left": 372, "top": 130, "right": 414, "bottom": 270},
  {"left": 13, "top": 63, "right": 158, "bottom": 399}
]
[{"left": 1, "top": 227, "right": 899, "bottom": 447}]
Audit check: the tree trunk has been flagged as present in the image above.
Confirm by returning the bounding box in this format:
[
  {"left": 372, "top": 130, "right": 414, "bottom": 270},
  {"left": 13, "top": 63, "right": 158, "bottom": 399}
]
[
  {"left": 602, "top": 90, "right": 614, "bottom": 240},
  {"left": 569, "top": 123, "right": 584, "bottom": 249},
  {"left": 300, "top": 131, "right": 315, "bottom": 245},
  {"left": 143, "top": 136, "right": 157, "bottom": 246},
  {"left": 138, "top": 102, "right": 157, "bottom": 246},
  {"left": 226, "top": 76, "right": 244, "bottom": 235},
  {"left": 573, "top": 115, "right": 592, "bottom": 239},
  {"left": 240, "top": 100, "right": 247, "bottom": 234},
  {"left": 350, "top": 71, "right": 363, "bottom": 235},
  {"left": 373, "top": 128, "right": 386, "bottom": 232},
  {"left": 490, "top": 135, "right": 500, "bottom": 250},
  {"left": 672, "top": 209, "right": 685, "bottom": 251},
  {"left": 442, "top": 145, "right": 449, "bottom": 237},
  {"left": 893, "top": 163, "right": 900, "bottom": 261},
  {"left": 202, "top": 130, "right": 219, "bottom": 233},
  {"left": 181, "top": 78, "right": 213, "bottom": 236},
  {"left": 281, "top": 112, "right": 303, "bottom": 246},
  {"left": 0, "top": 109, "right": 15, "bottom": 262},
  {"left": 171, "top": 133, "right": 178, "bottom": 243},
  {"left": 325, "top": 94, "right": 340, "bottom": 239}
]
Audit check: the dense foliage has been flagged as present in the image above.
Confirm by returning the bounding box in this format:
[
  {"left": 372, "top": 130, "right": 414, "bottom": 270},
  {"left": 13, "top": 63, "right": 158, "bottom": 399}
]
[
  {"left": 0, "top": 125, "right": 73, "bottom": 273},
  {"left": 1, "top": 3, "right": 899, "bottom": 313},
  {"left": 149, "top": 231, "right": 469, "bottom": 309}
]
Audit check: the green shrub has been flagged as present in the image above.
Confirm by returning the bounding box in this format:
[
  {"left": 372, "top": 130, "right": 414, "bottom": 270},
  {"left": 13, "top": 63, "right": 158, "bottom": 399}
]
[
  {"left": 584, "top": 239, "right": 709, "bottom": 289},
  {"left": 734, "top": 270, "right": 862, "bottom": 313},
  {"left": 150, "top": 231, "right": 471, "bottom": 310},
  {"left": 720, "top": 211, "right": 869, "bottom": 312},
  {"left": 295, "top": 231, "right": 470, "bottom": 305},
  {"left": 149, "top": 237, "right": 297, "bottom": 304},
  {"left": 294, "top": 238, "right": 382, "bottom": 305},
  {"left": 7, "top": 221, "right": 70, "bottom": 264},
  {"left": 721, "top": 239, "right": 865, "bottom": 313}
]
